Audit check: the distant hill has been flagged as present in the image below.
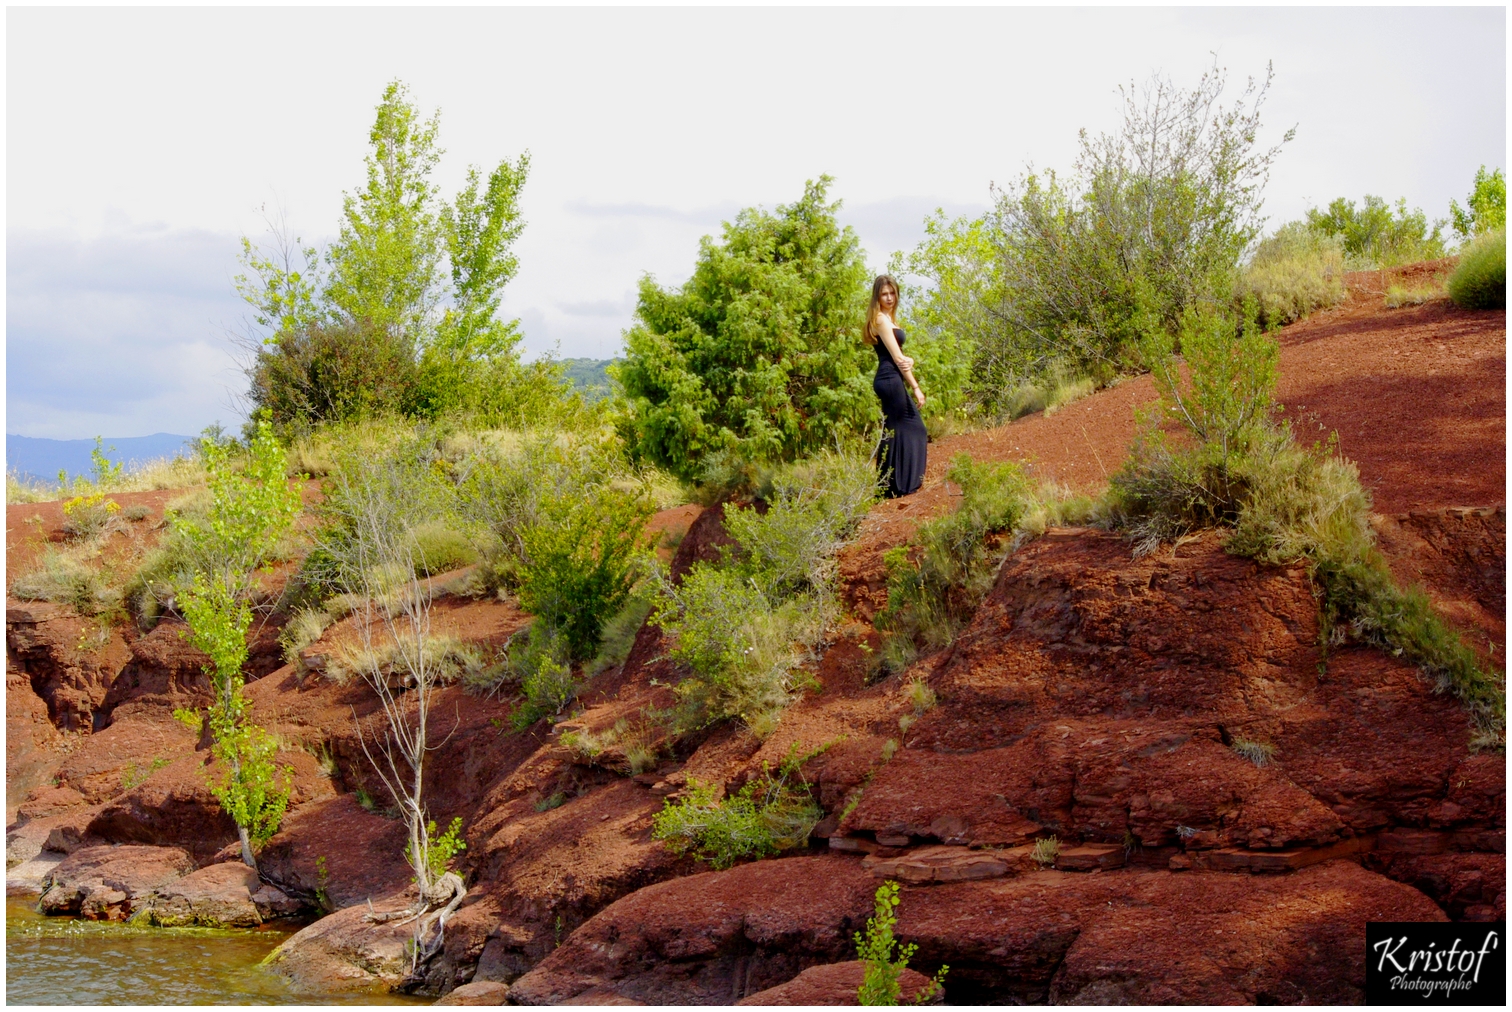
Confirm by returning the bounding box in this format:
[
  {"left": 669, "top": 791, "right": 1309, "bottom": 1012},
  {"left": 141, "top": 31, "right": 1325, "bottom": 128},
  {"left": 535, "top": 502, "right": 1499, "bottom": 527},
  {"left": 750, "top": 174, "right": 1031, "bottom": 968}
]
[
  {"left": 559, "top": 358, "right": 621, "bottom": 402},
  {"left": 6, "top": 433, "right": 196, "bottom": 485}
]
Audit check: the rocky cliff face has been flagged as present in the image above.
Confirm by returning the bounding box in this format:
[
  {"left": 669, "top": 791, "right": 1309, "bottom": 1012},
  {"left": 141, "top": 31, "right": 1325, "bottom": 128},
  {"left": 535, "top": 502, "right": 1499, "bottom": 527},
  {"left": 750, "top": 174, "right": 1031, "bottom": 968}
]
[
  {"left": 10, "top": 502, "right": 1500, "bottom": 1002},
  {"left": 7, "top": 283, "right": 1505, "bottom": 1002}
]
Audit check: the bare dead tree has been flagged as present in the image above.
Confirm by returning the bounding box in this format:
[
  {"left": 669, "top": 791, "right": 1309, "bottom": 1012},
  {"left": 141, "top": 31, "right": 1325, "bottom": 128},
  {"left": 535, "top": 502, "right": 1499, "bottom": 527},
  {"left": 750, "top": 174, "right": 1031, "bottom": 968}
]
[{"left": 318, "top": 442, "right": 466, "bottom": 975}]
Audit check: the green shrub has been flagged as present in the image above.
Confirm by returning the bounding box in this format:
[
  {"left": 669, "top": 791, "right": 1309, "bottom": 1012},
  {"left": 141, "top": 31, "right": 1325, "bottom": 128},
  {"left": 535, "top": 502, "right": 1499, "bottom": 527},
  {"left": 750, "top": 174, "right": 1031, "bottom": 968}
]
[
  {"left": 901, "top": 66, "right": 1287, "bottom": 413},
  {"left": 585, "top": 585, "right": 658, "bottom": 678},
  {"left": 1239, "top": 222, "right": 1347, "bottom": 328},
  {"left": 655, "top": 450, "right": 877, "bottom": 727},
  {"left": 855, "top": 881, "right": 947, "bottom": 1005},
  {"left": 651, "top": 753, "right": 823, "bottom": 869},
  {"left": 10, "top": 547, "right": 113, "bottom": 615},
  {"left": 251, "top": 321, "right": 418, "bottom": 435},
  {"left": 517, "top": 484, "right": 652, "bottom": 661},
  {"left": 455, "top": 432, "right": 651, "bottom": 662},
  {"left": 406, "top": 521, "right": 480, "bottom": 576},
  {"left": 1449, "top": 166, "right": 1506, "bottom": 241},
  {"left": 1030, "top": 836, "right": 1060, "bottom": 867},
  {"left": 880, "top": 454, "right": 1032, "bottom": 663},
  {"left": 1447, "top": 228, "right": 1506, "bottom": 309},
  {"left": 1111, "top": 297, "right": 1504, "bottom": 746},
  {"left": 1384, "top": 283, "right": 1444, "bottom": 308},
  {"left": 404, "top": 816, "right": 466, "bottom": 881},
  {"left": 1305, "top": 194, "right": 1447, "bottom": 267},
  {"left": 502, "top": 623, "right": 578, "bottom": 728},
  {"left": 617, "top": 177, "right": 873, "bottom": 481},
  {"left": 280, "top": 607, "right": 333, "bottom": 666}
]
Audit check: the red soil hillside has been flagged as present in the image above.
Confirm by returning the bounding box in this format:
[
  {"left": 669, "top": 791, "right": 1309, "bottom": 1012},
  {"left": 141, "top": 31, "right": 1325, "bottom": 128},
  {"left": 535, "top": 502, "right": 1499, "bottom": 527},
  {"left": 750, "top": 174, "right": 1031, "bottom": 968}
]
[{"left": 7, "top": 267, "right": 1504, "bottom": 1003}]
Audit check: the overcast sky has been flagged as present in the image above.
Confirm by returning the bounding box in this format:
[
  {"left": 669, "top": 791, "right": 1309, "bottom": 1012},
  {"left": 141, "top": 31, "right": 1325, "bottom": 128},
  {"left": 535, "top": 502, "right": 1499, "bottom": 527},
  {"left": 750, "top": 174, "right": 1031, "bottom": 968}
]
[{"left": 6, "top": 5, "right": 1505, "bottom": 439}]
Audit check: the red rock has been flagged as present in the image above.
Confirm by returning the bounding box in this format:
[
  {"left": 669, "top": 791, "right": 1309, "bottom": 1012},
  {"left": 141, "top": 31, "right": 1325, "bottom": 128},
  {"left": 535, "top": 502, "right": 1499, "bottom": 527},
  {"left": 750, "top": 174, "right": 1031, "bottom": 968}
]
[
  {"left": 735, "top": 961, "right": 940, "bottom": 1005},
  {"left": 38, "top": 844, "right": 193, "bottom": 920},
  {"left": 1054, "top": 843, "right": 1126, "bottom": 871},
  {"left": 508, "top": 855, "right": 877, "bottom": 1005},
  {"left": 862, "top": 844, "right": 1019, "bottom": 883},
  {"left": 142, "top": 861, "right": 265, "bottom": 927},
  {"left": 264, "top": 899, "right": 415, "bottom": 993},
  {"left": 434, "top": 980, "right": 513, "bottom": 1005}
]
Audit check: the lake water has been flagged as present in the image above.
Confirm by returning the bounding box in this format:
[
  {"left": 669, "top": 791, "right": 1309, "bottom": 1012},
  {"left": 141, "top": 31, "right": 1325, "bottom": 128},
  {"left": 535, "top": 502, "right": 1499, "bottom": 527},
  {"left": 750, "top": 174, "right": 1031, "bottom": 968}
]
[{"left": 5, "top": 897, "right": 424, "bottom": 1005}]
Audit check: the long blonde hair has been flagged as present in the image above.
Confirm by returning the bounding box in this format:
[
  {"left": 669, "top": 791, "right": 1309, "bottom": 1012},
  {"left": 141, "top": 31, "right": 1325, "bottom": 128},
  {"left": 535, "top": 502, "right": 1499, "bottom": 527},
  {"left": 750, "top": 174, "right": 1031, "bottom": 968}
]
[{"left": 862, "top": 274, "right": 899, "bottom": 346}]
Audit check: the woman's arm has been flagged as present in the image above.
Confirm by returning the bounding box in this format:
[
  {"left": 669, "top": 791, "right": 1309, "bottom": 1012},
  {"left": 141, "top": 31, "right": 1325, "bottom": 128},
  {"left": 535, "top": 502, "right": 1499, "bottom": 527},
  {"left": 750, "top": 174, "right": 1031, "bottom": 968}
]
[{"left": 875, "top": 319, "right": 926, "bottom": 408}]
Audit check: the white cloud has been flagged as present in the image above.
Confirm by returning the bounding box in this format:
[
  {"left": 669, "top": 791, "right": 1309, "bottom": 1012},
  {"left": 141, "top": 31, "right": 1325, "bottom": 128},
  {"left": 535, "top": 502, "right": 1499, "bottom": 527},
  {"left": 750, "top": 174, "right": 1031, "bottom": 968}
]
[{"left": 6, "top": 5, "right": 1504, "bottom": 437}]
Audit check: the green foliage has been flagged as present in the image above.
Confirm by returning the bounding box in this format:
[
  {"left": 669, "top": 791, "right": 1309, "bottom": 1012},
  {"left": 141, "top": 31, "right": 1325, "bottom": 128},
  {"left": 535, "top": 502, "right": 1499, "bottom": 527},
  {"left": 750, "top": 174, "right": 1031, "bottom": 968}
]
[
  {"left": 1239, "top": 222, "right": 1348, "bottom": 329},
  {"left": 1030, "top": 836, "right": 1060, "bottom": 867},
  {"left": 458, "top": 434, "right": 655, "bottom": 661},
  {"left": 1108, "top": 297, "right": 1504, "bottom": 746},
  {"left": 169, "top": 421, "right": 301, "bottom": 861},
  {"left": 251, "top": 320, "right": 418, "bottom": 430},
  {"left": 907, "top": 65, "right": 1288, "bottom": 417},
  {"left": 172, "top": 707, "right": 203, "bottom": 735},
  {"left": 120, "top": 757, "right": 171, "bottom": 792},
  {"left": 855, "top": 881, "right": 946, "bottom": 1005},
  {"left": 651, "top": 750, "right": 824, "bottom": 869},
  {"left": 517, "top": 484, "right": 652, "bottom": 661},
  {"left": 171, "top": 420, "right": 302, "bottom": 592},
  {"left": 1141, "top": 298, "right": 1277, "bottom": 458},
  {"left": 206, "top": 713, "right": 294, "bottom": 849},
  {"left": 406, "top": 521, "right": 479, "bottom": 577},
  {"left": 617, "top": 177, "right": 873, "bottom": 481},
  {"left": 89, "top": 437, "right": 125, "bottom": 486},
  {"left": 586, "top": 586, "right": 658, "bottom": 678},
  {"left": 1305, "top": 194, "right": 1446, "bottom": 267},
  {"left": 405, "top": 816, "right": 467, "bottom": 882},
  {"left": 241, "top": 81, "right": 572, "bottom": 435},
  {"left": 1447, "top": 228, "right": 1506, "bottom": 310},
  {"left": 655, "top": 450, "right": 877, "bottom": 726},
  {"left": 889, "top": 213, "right": 1000, "bottom": 420},
  {"left": 324, "top": 80, "right": 445, "bottom": 339},
  {"left": 1450, "top": 165, "right": 1506, "bottom": 241},
  {"left": 504, "top": 623, "right": 578, "bottom": 728},
  {"left": 10, "top": 546, "right": 113, "bottom": 615},
  {"left": 880, "top": 454, "right": 1032, "bottom": 663}
]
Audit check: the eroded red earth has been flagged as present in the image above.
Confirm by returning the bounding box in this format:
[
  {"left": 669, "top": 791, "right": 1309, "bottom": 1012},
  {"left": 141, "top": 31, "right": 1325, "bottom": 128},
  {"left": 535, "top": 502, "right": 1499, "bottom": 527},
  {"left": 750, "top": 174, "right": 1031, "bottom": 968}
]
[{"left": 7, "top": 269, "right": 1505, "bottom": 1003}]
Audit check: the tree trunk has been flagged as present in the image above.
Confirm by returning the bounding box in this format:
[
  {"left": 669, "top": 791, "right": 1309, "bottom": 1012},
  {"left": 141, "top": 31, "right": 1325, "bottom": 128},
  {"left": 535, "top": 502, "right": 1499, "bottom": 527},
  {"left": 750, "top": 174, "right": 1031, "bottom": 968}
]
[{"left": 238, "top": 824, "right": 257, "bottom": 871}]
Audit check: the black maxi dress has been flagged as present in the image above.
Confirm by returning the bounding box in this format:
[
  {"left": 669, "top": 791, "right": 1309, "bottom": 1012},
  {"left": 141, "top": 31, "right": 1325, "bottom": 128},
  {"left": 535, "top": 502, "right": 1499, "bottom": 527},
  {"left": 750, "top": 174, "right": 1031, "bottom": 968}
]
[{"left": 873, "top": 327, "right": 927, "bottom": 497}]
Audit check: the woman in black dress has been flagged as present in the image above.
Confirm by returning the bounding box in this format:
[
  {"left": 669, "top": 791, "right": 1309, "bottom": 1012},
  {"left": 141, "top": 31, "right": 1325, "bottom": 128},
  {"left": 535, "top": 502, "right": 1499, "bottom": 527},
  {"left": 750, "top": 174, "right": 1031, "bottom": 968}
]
[{"left": 864, "top": 274, "right": 927, "bottom": 497}]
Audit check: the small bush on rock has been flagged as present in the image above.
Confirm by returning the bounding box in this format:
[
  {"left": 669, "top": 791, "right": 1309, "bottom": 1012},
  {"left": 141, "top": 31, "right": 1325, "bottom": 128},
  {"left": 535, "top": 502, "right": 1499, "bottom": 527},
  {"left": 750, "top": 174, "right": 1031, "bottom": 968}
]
[
  {"left": 880, "top": 454, "right": 1032, "bottom": 666},
  {"left": 856, "top": 880, "right": 947, "bottom": 1005},
  {"left": 651, "top": 750, "right": 824, "bottom": 869},
  {"left": 655, "top": 450, "right": 876, "bottom": 728}
]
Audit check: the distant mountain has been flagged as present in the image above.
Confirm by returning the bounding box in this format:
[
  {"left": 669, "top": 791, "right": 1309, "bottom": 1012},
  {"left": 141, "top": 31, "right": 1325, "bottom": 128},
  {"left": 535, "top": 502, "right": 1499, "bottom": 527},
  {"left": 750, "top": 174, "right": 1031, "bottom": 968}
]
[
  {"left": 559, "top": 358, "right": 621, "bottom": 402},
  {"left": 6, "top": 433, "right": 196, "bottom": 485}
]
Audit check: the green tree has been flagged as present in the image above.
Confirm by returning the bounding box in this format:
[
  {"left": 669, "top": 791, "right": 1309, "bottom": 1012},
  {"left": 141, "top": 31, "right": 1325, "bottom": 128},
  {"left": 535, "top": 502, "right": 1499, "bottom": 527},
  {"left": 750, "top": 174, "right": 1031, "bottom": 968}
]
[
  {"left": 617, "top": 177, "right": 873, "bottom": 481},
  {"left": 898, "top": 63, "right": 1290, "bottom": 415},
  {"left": 1450, "top": 165, "right": 1507, "bottom": 242},
  {"left": 1305, "top": 195, "right": 1445, "bottom": 266},
  {"left": 240, "top": 80, "right": 558, "bottom": 433},
  {"left": 171, "top": 421, "right": 302, "bottom": 868},
  {"left": 411, "top": 152, "right": 537, "bottom": 420},
  {"left": 324, "top": 80, "right": 446, "bottom": 341}
]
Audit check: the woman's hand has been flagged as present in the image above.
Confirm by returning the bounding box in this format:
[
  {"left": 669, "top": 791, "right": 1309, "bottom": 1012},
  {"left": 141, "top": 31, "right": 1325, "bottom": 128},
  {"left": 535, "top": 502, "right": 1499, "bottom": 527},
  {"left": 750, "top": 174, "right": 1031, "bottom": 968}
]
[
  {"left": 898, "top": 354, "right": 915, "bottom": 372},
  {"left": 912, "top": 384, "right": 927, "bottom": 409}
]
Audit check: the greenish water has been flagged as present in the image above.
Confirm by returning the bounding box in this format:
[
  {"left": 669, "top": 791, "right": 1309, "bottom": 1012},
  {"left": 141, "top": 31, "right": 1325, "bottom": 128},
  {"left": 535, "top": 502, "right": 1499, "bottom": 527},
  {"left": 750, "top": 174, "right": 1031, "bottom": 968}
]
[{"left": 6, "top": 897, "right": 424, "bottom": 1005}]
